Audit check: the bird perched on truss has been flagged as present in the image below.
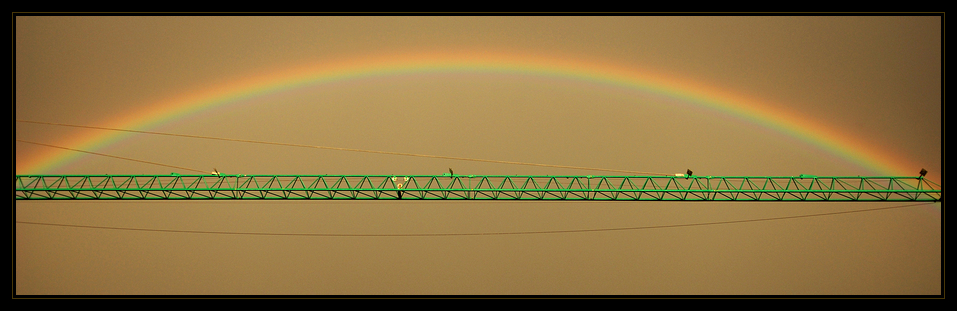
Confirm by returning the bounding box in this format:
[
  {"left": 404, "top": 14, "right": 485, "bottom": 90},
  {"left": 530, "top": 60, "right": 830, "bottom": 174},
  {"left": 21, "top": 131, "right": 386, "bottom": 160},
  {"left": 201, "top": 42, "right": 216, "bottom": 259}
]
[
  {"left": 449, "top": 168, "right": 454, "bottom": 176},
  {"left": 920, "top": 168, "right": 928, "bottom": 178},
  {"left": 686, "top": 169, "right": 693, "bottom": 179},
  {"left": 389, "top": 177, "right": 410, "bottom": 199}
]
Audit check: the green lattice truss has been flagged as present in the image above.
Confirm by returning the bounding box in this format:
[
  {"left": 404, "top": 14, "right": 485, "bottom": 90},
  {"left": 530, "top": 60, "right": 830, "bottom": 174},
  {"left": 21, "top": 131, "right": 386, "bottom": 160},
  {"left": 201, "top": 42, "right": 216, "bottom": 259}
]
[{"left": 15, "top": 174, "right": 942, "bottom": 201}]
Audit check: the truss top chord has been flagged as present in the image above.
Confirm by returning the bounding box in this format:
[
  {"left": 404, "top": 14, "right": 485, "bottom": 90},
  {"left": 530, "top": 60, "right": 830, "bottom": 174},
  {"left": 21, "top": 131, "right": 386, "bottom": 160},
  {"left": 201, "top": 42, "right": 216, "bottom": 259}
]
[{"left": 15, "top": 174, "right": 942, "bottom": 201}]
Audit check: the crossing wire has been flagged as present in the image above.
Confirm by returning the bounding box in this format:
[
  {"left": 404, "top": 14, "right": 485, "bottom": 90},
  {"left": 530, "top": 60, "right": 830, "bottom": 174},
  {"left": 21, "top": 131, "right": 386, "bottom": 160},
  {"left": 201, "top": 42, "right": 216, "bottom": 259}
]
[
  {"left": 17, "top": 119, "right": 673, "bottom": 176},
  {"left": 16, "top": 139, "right": 208, "bottom": 174},
  {"left": 14, "top": 202, "right": 936, "bottom": 237}
]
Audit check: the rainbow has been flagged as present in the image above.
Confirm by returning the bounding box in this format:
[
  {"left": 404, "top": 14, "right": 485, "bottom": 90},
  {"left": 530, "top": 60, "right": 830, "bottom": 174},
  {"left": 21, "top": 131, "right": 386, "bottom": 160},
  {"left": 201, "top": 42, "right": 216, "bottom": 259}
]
[{"left": 16, "top": 50, "right": 920, "bottom": 176}]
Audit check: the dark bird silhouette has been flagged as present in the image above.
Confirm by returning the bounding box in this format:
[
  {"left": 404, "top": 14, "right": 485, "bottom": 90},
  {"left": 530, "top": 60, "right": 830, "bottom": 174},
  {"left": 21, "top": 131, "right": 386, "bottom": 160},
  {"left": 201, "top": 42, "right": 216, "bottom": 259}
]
[
  {"left": 686, "top": 169, "right": 693, "bottom": 177},
  {"left": 449, "top": 168, "right": 454, "bottom": 176},
  {"left": 920, "top": 168, "right": 928, "bottom": 178}
]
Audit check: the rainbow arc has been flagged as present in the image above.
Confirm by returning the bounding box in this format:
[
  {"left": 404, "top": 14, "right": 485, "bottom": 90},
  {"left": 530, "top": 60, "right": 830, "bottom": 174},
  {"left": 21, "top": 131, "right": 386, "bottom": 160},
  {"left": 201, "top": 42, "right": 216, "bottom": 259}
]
[{"left": 16, "top": 51, "right": 920, "bottom": 177}]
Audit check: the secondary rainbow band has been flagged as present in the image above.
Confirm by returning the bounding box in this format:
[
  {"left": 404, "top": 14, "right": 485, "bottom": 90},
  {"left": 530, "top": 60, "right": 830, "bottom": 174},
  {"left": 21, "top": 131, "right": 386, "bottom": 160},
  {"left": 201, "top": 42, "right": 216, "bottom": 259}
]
[{"left": 16, "top": 51, "right": 916, "bottom": 176}]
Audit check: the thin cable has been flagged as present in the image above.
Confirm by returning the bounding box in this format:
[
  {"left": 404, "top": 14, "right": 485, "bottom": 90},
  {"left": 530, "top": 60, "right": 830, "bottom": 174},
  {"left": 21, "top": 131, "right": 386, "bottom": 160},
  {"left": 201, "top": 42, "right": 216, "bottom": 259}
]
[
  {"left": 16, "top": 139, "right": 209, "bottom": 174},
  {"left": 17, "top": 119, "right": 671, "bottom": 176},
  {"left": 14, "top": 202, "right": 935, "bottom": 237}
]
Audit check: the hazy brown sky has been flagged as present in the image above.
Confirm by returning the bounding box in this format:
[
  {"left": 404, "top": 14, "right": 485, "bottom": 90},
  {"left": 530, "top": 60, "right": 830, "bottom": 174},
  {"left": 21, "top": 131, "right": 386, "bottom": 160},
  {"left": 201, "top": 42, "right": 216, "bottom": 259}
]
[{"left": 15, "top": 15, "right": 941, "bottom": 295}]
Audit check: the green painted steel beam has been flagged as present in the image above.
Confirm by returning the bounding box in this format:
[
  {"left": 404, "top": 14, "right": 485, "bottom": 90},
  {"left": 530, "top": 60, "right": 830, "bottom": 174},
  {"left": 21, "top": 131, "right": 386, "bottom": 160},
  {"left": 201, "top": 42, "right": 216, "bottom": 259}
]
[{"left": 15, "top": 174, "right": 942, "bottom": 201}]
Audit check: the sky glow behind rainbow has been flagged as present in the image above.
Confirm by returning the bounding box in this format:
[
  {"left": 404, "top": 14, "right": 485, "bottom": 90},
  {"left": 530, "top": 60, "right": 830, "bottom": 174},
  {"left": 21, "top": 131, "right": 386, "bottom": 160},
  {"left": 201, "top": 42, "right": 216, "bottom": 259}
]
[{"left": 16, "top": 51, "right": 919, "bottom": 177}]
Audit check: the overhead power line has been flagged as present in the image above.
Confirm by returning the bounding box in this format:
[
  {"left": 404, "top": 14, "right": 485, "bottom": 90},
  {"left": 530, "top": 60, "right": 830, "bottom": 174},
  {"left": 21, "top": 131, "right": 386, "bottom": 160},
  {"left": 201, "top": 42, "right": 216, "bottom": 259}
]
[
  {"left": 16, "top": 139, "right": 208, "bottom": 174},
  {"left": 14, "top": 202, "right": 936, "bottom": 237},
  {"left": 17, "top": 119, "right": 671, "bottom": 176}
]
